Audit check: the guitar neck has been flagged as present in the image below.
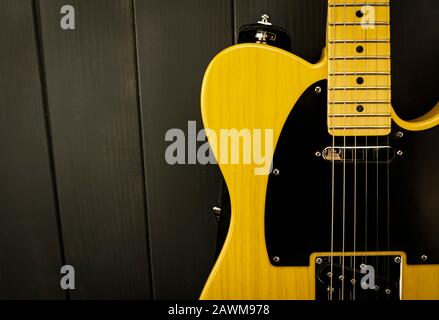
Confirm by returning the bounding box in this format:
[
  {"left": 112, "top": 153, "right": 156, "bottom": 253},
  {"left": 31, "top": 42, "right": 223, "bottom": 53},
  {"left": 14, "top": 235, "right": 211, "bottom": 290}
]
[{"left": 327, "top": 0, "right": 392, "bottom": 136}]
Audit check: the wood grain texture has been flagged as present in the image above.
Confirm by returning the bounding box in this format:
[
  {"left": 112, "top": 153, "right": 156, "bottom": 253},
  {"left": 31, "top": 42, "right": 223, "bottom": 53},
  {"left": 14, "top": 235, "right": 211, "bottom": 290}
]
[
  {"left": 37, "top": 0, "right": 151, "bottom": 299},
  {"left": 200, "top": 44, "right": 326, "bottom": 299},
  {"left": 0, "top": 0, "right": 64, "bottom": 299},
  {"left": 134, "top": 0, "right": 232, "bottom": 299}
]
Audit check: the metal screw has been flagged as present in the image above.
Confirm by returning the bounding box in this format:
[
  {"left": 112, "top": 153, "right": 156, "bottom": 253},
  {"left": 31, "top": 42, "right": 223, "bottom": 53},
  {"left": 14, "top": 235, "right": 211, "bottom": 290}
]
[
  {"left": 212, "top": 206, "right": 221, "bottom": 222},
  {"left": 397, "top": 150, "right": 404, "bottom": 156},
  {"left": 394, "top": 256, "right": 401, "bottom": 264},
  {"left": 272, "top": 168, "right": 280, "bottom": 176},
  {"left": 374, "top": 285, "right": 380, "bottom": 292},
  {"left": 385, "top": 289, "right": 392, "bottom": 295},
  {"left": 273, "top": 256, "right": 280, "bottom": 263},
  {"left": 421, "top": 255, "right": 428, "bottom": 262},
  {"left": 396, "top": 131, "right": 404, "bottom": 138},
  {"left": 316, "top": 257, "right": 323, "bottom": 265},
  {"left": 351, "top": 279, "right": 356, "bottom": 285},
  {"left": 315, "top": 86, "right": 322, "bottom": 94},
  {"left": 360, "top": 263, "right": 366, "bottom": 270},
  {"left": 315, "top": 151, "right": 322, "bottom": 157}
]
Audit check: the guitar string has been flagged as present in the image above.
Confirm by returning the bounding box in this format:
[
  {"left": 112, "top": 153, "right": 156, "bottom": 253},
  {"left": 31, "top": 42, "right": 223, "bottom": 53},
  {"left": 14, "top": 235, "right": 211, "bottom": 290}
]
[
  {"left": 342, "top": 0, "right": 347, "bottom": 301},
  {"left": 352, "top": 0, "right": 359, "bottom": 301},
  {"left": 386, "top": 1, "right": 391, "bottom": 295},
  {"left": 364, "top": 0, "right": 369, "bottom": 278},
  {"left": 375, "top": 0, "right": 380, "bottom": 296},
  {"left": 329, "top": 0, "right": 337, "bottom": 301}
]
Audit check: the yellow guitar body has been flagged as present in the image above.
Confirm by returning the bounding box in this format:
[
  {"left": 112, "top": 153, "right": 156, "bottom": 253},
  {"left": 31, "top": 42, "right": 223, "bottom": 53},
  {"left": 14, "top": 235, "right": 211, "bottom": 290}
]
[{"left": 200, "top": 43, "right": 439, "bottom": 300}]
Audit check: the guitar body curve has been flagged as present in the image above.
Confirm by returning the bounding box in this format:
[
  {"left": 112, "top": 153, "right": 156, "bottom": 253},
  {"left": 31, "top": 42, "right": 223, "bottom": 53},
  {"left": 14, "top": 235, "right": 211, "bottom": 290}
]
[{"left": 200, "top": 44, "right": 326, "bottom": 300}]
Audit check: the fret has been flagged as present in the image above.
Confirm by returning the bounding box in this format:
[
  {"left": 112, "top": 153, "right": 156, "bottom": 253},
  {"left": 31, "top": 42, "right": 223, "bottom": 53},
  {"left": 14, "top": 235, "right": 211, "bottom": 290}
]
[
  {"left": 329, "top": 39, "right": 390, "bottom": 43},
  {"left": 330, "top": 113, "right": 391, "bottom": 117},
  {"left": 328, "top": 0, "right": 390, "bottom": 5},
  {"left": 329, "top": 2, "right": 389, "bottom": 8},
  {"left": 327, "top": 26, "right": 390, "bottom": 41},
  {"left": 329, "top": 3, "right": 389, "bottom": 7},
  {"left": 330, "top": 59, "right": 390, "bottom": 72},
  {"left": 330, "top": 75, "right": 390, "bottom": 87},
  {"left": 330, "top": 103, "right": 391, "bottom": 109},
  {"left": 328, "top": 7, "right": 390, "bottom": 23},
  {"left": 329, "top": 119, "right": 391, "bottom": 127},
  {"left": 327, "top": 0, "right": 391, "bottom": 136},
  {"left": 329, "top": 126, "right": 391, "bottom": 129},
  {"left": 330, "top": 72, "right": 390, "bottom": 75},
  {"left": 329, "top": 56, "right": 390, "bottom": 60},
  {"left": 331, "top": 43, "right": 390, "bottom": 56},
  {"left": 329, "top": 104, "right": 392, "bottom": 115},
  {"left": 329, "top": 100, "right": 391, "bottom": 104},
  {"left": 329, "top": 22, "right": 389, "bottom": 26},
  {"left": 329, "top": 86, "right": 391, "bottom": 90}
]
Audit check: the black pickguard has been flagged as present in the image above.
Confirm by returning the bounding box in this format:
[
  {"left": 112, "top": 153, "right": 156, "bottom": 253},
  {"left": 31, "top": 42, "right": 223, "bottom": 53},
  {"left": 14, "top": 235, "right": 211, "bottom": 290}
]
[{"left": 265, "top": 80, "right": 439, "bottom": 266}]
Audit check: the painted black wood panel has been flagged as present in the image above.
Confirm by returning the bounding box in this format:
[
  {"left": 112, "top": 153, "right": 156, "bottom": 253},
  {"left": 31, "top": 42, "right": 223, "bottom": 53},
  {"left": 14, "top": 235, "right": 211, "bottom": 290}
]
[
  {"left": 0, "top": 0, "right": 64, "bottom": 299},
  {"left": 36, "top": 0, "right": 151, "bottom": 299},
  {"left": 134, "top": 0, "right": 232, "bottom": 299}
]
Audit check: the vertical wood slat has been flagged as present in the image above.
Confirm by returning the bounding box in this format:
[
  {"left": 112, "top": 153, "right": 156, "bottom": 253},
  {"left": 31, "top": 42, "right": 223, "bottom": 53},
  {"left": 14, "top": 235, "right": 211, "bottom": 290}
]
[
  {"left": 134, "top": 0, "right": 232, "bottom": 299},
  {"left": 0, "top": 0, "right": 65, "bottom": 299},
  {"left": 37, "top": 0, "right": 152, "bottom": 299}
]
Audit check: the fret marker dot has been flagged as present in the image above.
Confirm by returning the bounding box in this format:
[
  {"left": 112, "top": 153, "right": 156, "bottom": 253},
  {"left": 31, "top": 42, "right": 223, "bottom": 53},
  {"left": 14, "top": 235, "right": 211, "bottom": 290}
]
[
  {"left": 357, "top": 77, "right": 364, "bottom": 85},
  {"left": 356, "top": 10, "right": 364, "bottom": 18},
  {"left": 357, "top": 105, "right": 364, "bottom": 113},
  {"left": 356, "top": 45, "right": 364, "bottom": 53}
]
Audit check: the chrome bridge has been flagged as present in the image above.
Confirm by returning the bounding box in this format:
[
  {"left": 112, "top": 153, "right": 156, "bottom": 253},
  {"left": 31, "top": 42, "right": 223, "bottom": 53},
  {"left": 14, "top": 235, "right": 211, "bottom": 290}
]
[
  {"left": 315, "top": 255, "right": 402, "bottom": 301},
  {"left": 322, "top": 146, "right": 395, "bottom": 163}
]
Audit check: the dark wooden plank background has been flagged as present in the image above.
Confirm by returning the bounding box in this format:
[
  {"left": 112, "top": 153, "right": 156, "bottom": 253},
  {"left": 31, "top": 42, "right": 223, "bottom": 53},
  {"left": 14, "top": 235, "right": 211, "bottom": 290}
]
[
  {"left": 134, "top": 0, "right": 232, "bottom": 299},
  {"left": 36, "top": 0, "right": 152, "bottom": 299},
  {"left": 0, "top": 0, "right": 65, "bottom": 299},
  {"left": 0, "top": 0, "right": 437, "bottom": 299}
]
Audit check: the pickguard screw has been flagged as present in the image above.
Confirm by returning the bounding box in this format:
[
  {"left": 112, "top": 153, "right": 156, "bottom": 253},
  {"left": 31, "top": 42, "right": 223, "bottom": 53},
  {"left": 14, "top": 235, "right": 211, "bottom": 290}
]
[
  {"left": 385, "top": 289, "right": 392, "bottom": 295},
  {"left": 421, "top": 255, "right": 428, "bottom": 262},
  {"left": 273, "top": 256, "right": 280, "bottom": 263},
  {"left": 396, "top": 131, "right": 404, "bottom": 138},
  {"left": 272, "top": 168, "right": 280, "bottom": 176},
  {"left": 315, "top": 151, "right": 322, "bottom": 157},
  {"left": 315, "top": 86, "right": 322, "bottom": 94},
  {"left": 316, "top": 257, "right": 323, "bottom": 265},
  {"left": 394, "top": 256, "right": 401, "bottom": 264},
  {"left": 396, "top": 150, "right": 404, "bottom": 156}
]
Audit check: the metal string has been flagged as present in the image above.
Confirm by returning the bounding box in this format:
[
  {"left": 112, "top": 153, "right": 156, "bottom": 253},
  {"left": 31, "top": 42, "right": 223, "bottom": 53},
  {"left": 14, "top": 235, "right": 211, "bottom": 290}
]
[
  {"left": 352, "top": 0, "right": 359, "bottom": 301},
  {"left": 341, "top": 0, "right": 348, "bottom": 301},
  {"left": 329, "top": 0, "right": 337, "bottom": 301}
]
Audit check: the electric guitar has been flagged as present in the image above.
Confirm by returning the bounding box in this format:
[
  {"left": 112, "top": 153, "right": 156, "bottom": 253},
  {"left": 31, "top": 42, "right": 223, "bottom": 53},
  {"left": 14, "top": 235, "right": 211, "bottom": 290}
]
[{"left": 200, "top": 0, "right": 439, "bottom": 300}]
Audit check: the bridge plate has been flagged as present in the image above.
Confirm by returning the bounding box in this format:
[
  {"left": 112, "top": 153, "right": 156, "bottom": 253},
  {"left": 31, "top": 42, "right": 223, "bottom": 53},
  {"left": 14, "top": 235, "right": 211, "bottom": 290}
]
[{"left": 315, "top": 255, "right": 402, "bottom": 301}]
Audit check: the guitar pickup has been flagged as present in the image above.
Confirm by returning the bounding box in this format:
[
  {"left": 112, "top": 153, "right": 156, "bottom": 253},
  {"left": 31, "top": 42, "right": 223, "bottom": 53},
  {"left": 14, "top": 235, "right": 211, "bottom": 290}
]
[{"left": 322, "top": 146, "right": 395, "bottom": 163}]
